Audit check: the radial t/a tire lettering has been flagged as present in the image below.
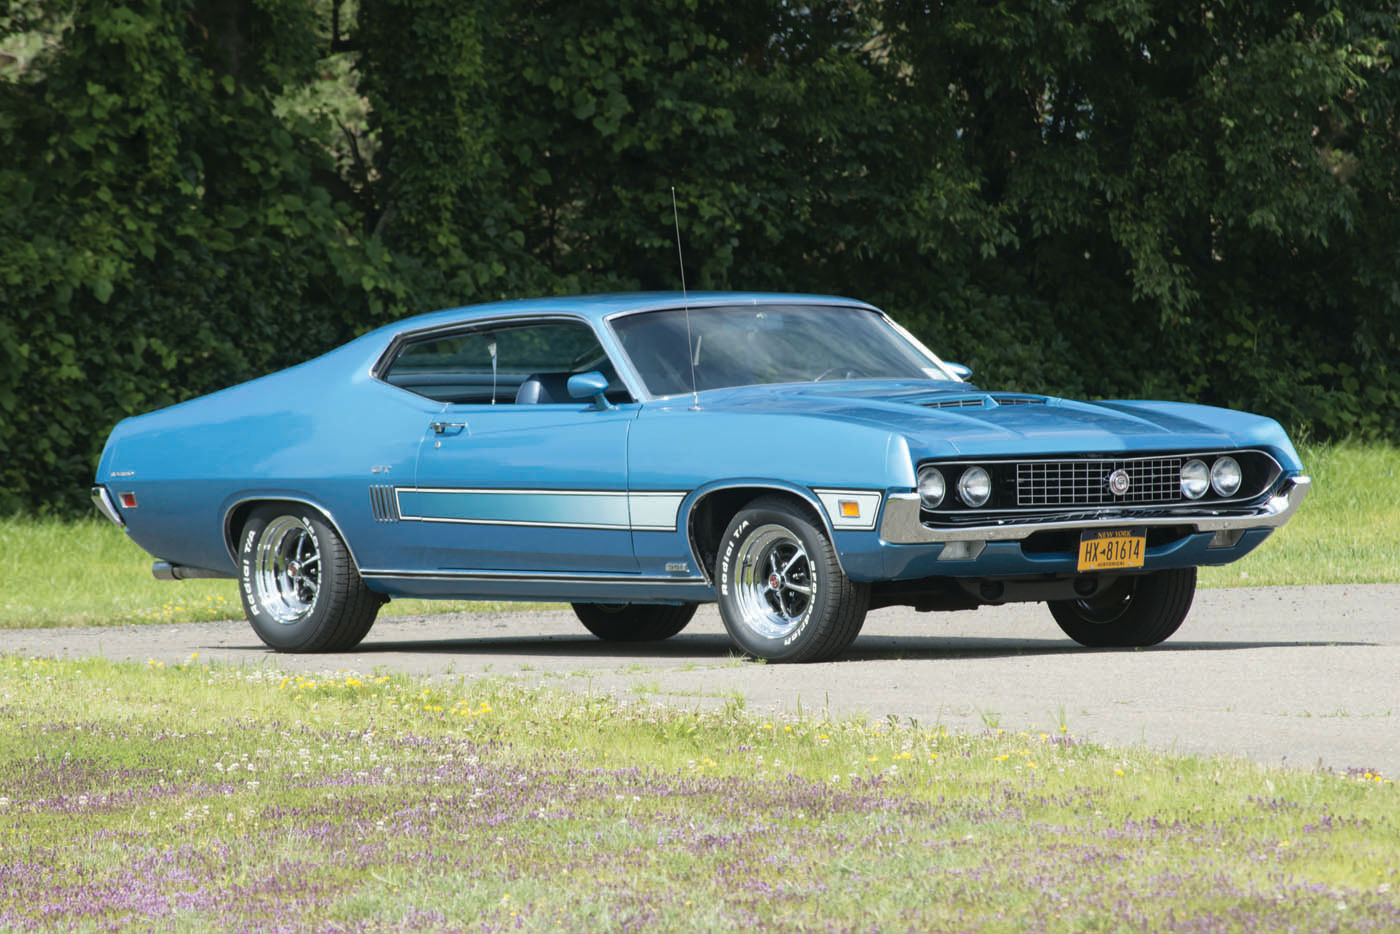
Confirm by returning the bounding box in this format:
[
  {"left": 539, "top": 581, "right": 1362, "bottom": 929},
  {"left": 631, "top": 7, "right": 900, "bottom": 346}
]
[
  {"left": 238, "top": 505, "right": 384, "bottom": 653},
  {"left": 715, "top": 496, "right": 869, "bottom": 663},
  {"left": 1047, "top": 567, "right": 1196, "bottom": 647}
]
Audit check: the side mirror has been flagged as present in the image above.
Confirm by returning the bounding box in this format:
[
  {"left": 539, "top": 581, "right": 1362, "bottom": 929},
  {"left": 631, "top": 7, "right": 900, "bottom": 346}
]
[
  {"left": 945, "top": 362, "right": 973, "bottom": 381},
  {"left": 567, "top": 371, "right": 615, "bottom": 410}
]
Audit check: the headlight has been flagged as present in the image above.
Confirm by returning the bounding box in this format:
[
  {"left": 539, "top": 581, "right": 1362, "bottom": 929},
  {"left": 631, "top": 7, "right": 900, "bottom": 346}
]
[
  {"left": 917, "top": 467, "right": 946, "bottom": 509},
  {"left": 957, "top": 466, "right": 991, "bottom": 507},
  {"left": 1211, "top": 456, "right": 1242, "bottom": 497},
  {"left": 1180, "top": 459, "right": 1209, "bottom": 500}
]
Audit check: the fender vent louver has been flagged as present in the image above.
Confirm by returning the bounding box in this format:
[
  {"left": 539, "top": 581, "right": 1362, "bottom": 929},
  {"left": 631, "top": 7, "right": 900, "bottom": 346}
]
[
  {"left": 369, "top": 485, "right": 400, "bottom": 522},
  {"left": 991, "top": 396, "right": 1046, "bottom": 406}
]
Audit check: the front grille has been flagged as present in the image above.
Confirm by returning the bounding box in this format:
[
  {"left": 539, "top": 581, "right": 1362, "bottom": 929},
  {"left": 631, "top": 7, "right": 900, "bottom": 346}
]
[{"left": 1016, "top": 457, "right": 1184, "bottom": 507}]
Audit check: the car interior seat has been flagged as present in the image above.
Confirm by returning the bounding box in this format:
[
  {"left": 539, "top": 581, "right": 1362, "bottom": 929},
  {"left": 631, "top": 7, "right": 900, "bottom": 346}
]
[{"left": 513, "top": 372, "right": 573, "bottom": 404}]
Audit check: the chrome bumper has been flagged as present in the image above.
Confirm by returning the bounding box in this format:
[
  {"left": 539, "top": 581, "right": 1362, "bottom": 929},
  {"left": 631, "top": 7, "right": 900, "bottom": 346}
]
[
  {"left": 879, "top": 476, "right": 1311, "bottom": 544},
  {"left": 90, "top": 485, "right": 124, "bottom": 528}
]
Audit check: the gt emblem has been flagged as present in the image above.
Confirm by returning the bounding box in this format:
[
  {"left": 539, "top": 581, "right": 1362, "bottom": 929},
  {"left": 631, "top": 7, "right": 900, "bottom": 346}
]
[{"left": 1107, "top": 469, "right": 1131, "bottom": 496}]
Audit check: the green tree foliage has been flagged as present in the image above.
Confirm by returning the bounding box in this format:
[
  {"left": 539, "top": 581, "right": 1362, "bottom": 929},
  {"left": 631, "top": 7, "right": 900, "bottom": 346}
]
[
  {"left": 0, "top": 0, "right": 399, "bottom": 512},
  {"left": 2, "top": 0, "right": 1397, "bottom": 514},
  {"left": 879, "top": 0, "right": 1400, "bottom": 430}
]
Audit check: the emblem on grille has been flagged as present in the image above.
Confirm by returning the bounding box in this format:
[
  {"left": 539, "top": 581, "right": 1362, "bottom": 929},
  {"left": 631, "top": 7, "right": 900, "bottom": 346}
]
[{"left": 1107, "top": 469, "right": 1131, "bottom": 496}]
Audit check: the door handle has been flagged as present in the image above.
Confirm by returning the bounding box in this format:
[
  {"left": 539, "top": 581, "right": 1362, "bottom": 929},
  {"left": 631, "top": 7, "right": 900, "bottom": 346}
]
[{"left": 429, "top": 421, "right": 467, "bottom": 435}]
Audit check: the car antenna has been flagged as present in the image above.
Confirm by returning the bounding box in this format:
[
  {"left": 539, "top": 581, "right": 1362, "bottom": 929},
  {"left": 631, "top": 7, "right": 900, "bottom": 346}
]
[{"left": 671, "top": 186, "right": 701, "bottom": 411}]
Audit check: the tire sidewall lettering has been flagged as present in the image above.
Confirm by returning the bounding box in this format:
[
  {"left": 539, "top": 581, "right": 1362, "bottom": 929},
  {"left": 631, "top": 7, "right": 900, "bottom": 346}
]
[
  {"left": 240, "top": 511, "right": 325, "bottom": 630},
  {"left": 720, "top": 509, "right": 824, "bottom": 654},
  {"left": 781, "top": 565, "right": 818, "bottom": 647},
  {"left": 718, "top": 519, "right": 749, "bottom": 598},
  {"left": 241, "top": 527, "right": 260, "bottom": 617}
]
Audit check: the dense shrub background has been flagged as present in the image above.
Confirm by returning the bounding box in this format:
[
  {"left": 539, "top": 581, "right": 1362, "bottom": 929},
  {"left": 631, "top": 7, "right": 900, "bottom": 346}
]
[{"left": 2, "top": 0, "right": 1397, "bottom": 514}]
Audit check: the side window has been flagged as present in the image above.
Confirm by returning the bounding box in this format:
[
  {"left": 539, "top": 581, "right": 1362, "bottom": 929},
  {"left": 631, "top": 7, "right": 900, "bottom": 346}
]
[{"left": 382, "top": 320, "right": 628, "bottom": 404}]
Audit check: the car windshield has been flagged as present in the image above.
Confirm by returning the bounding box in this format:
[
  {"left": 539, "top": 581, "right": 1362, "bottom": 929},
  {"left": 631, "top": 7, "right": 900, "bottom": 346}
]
[{"left": 610, "top": 304, "right": 951, "bottom": 396}]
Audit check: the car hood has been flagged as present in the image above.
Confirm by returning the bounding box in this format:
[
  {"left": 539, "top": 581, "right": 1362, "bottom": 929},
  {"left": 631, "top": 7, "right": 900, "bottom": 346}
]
[{"left": 684, "top": 381, "right": 1295, "bottom": 460}]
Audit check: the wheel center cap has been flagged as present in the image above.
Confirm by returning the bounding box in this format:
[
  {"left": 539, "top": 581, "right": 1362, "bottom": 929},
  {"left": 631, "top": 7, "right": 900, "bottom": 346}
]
[
  {"left": 768, "top": 573, "right": 782, "bottom": 591},
  {"left": 287, "top": 561, "right": 301, "bottom": 579}
]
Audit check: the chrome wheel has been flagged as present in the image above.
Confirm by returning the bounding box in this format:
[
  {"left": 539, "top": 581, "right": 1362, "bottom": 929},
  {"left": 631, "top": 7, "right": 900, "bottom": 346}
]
[
  {"left": 732, "top": 524, "right": 815, "bottom": 640},
  {"left": 716, "top": 498, "right": 869, "bottom": 662},
  {"left": 253, "top": 516, "right": 321, "bottom": 624}
]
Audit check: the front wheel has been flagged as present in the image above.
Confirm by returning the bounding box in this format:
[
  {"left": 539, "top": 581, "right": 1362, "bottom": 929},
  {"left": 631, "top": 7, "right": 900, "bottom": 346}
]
[
  {"left": 715, "top": 497, "right": 869, "bottom": 662},
  {"left": 572, "top": 603, "right": 696, "bottom": 642},
  {"left": 1047, "top": 567, "right": 1197, "bottom": 647},
  {"left": 238, "top": 505, "right": 384, "bottom": 652}
]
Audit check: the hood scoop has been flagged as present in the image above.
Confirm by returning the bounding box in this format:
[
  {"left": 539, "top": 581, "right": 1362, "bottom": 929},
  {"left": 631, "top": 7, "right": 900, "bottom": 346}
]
[{"left": 919, "top": 393, "right": 1047, "bottom": 410}]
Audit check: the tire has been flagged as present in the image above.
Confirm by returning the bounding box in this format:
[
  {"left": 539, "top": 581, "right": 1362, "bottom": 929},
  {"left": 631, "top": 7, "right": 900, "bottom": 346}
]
[
  {"left": 237, "top": 505, "right": 384, "bottom": 652},
  {"left": 572, "top": 603, "right": 697, "bottom": 642},
  {"left": 715, "top": 496, "right": 869, "bottom": 663},
  {"left": 1047, "top": 567, "right": 1197, "bottom": 647}
]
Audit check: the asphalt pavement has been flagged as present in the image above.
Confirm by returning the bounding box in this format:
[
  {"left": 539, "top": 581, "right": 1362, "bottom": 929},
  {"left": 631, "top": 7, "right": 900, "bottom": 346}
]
[{"left": 2, "top": 583, "right": 1395, "bottom": 775}]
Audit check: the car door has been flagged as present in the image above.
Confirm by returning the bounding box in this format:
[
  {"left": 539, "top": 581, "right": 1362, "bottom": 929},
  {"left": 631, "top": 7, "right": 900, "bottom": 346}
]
[{"left": 384, "top": 317, "right": 640, "bottom": 574}]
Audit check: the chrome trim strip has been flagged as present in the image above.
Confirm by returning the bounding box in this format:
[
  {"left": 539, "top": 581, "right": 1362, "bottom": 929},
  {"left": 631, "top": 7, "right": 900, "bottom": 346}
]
[
  {"left": 682, "top": 481, "right": 853, "bottom": 583},
  {"left": 90, "top": 485, "right": 124, "bottom": 529},
  {"left": 393, "top": 487, "right": 686, "bottom": 532},
  {"left": 628, "top": 492, "right": 687, "bottom": 531},
  {"left": 360, "top": 568, "right": 706, "bottom": 584},
  {"left": 221, "top": 495, "right": 363, "bottom": 572},
  {"left": 879, "top": 476, "right": 1310, "bottom": 544}
]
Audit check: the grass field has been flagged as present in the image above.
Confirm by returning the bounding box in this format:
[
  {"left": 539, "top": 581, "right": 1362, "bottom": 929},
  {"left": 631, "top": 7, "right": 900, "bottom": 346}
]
[
  {"left": 1, "top": 441, "right": 1394, "bottom": 629},
  {"left": 1197, "top": 440, "right": 1399, "bottom": 588},
  {"left": 0, "top": 655, "right": 1393, "bottom": 930}
]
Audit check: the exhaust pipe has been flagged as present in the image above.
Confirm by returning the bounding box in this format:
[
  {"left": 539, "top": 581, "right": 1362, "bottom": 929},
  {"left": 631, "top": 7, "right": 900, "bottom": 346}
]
[{"left": 152, "top": 561, "right": 234, "bottom": 581}]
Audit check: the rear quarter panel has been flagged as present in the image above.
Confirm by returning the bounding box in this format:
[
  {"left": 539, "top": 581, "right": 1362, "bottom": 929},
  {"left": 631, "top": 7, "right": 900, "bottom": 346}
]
[{"left": 96, "top": 336, "right": 430, "bottom": 575}]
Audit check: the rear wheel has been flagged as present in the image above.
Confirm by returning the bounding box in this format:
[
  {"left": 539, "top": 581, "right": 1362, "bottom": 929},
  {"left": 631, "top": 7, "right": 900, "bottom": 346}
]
[
  {"left": 572, "top": 603, "right": 696, "bottom": 642},
  {"left": 1047, "top": 567, "right": 1196, "bottom": 647},
  {"left": 238, "top": 505, "right": 383, "bottom": 652},
  {"left": 715, "top": 497, "right": 869, "bottom": 662}
]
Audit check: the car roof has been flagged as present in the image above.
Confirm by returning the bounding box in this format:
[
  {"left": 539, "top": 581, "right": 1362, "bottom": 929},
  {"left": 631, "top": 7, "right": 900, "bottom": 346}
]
[{"left": 371, "top": 291, "right": 879, "bottom": 337}]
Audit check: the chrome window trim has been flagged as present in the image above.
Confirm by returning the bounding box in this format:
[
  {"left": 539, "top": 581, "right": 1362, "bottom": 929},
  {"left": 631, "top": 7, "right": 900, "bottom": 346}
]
[
  {"left": 370, "top": 312, "right": 648, "bottom": 405},
  {"left": 601, "top": 301, "right": 960, "bottom": 400}
]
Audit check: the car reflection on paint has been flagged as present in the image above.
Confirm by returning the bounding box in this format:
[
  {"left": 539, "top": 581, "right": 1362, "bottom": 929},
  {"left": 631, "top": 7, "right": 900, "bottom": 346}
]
[{"left": 92, "top": 293, "right": 1309, "bottom": 662}]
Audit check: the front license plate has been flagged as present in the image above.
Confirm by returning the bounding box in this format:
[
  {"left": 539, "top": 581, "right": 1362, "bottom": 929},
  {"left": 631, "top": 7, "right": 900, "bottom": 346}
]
[{"left": 1077, "top": 529, "right": 1146, "bottom": 571}]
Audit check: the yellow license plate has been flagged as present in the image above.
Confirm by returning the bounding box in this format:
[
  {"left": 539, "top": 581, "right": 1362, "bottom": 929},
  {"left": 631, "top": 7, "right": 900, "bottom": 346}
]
[{"left": 1077, "top": 529, "right": 1146, "bottom": 571}]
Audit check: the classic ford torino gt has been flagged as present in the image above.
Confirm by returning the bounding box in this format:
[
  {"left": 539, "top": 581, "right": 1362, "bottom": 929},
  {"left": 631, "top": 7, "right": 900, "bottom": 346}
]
[{"left": 91, "top": 292, "right": 1309, "bottom": 661}]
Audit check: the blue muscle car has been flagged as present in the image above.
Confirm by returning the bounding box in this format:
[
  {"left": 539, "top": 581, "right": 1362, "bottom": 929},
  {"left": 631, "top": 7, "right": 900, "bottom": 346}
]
[{"left": 91, "top": 293, "right": 1309, "bottom": 661}]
